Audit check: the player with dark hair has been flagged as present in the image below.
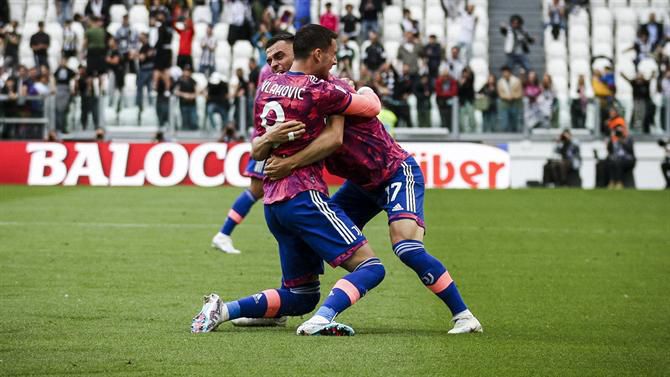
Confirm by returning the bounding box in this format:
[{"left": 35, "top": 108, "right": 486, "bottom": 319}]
[
  {"left": 211, "top": 32, "right": 300, "bottom": 254},
  {"left": 221, "top": 27, "right": 482, "bottom": 333},
  {"left": 193, "top": 25, "right": 385, "bottom": 336}
]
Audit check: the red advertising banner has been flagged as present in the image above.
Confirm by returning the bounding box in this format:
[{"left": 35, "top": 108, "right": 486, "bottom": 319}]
[{"left": 0, "top": 141, "right": 510, "bottom": 189}]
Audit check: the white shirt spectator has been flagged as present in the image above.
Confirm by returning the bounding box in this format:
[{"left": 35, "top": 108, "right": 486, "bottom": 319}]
[
  {"left": 458, "top": 10, "right": 476, "bottom": 45},
  {"left": 229, "top": 1, "right": 247, "bottom": 26}
]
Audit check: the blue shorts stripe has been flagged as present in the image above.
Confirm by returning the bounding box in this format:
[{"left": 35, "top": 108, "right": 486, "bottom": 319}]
[{"left": 309, "top": 191, "right": 355, "bottom": 244}]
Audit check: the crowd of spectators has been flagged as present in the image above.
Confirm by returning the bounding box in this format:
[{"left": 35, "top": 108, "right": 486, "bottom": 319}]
[{"left": 0, "top": 0, "right": 669, "bottom": 140}]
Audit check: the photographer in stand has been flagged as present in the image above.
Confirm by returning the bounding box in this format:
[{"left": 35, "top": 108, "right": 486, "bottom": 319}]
[
  {"left": 659, "top": 138, "right": 670, "bottom": 189},
  {"left": 606, "top": 125, "right": 636, "bottom": 189},
  {"left": 543, "top": 129, "right": 582, "bottom": 187}
]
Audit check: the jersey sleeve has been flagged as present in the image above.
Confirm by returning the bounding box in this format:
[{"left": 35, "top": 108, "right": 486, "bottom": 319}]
[{"left": 313, "top": 79, "right": 353, "bottom": 116}]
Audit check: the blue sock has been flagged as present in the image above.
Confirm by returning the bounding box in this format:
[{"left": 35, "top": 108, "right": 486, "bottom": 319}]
[
  {"left": 224, "top": 282, "right": 320, "bottom": 320},
  {"left": 220, "top": 190, "right": 258, "bottom": 235},
  {"left": 393, "top": 240, "right": 467, "bottom": 315},
  {"left": 315, "top": 258, "right": 385, "bottom": 322}
]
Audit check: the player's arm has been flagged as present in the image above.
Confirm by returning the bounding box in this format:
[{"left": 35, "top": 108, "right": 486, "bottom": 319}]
[
  {"left": 341, "top": 87, "right": 381, "bottom": 118},
  {"left": 264, "top": 115, "right": 344, "bottom": 180},
  {"left": 250, "top": 120, "right": 306, "bottom": 160}
]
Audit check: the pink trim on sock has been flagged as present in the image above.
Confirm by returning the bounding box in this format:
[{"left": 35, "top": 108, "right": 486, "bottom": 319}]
[
  {"left": 262, "top": 289, "right": 281, "bottom": 318},
  {"left": 428, "top": 272, "right": 454, "bottom": 293},
  {"left": 333, "top": 279, "right": 361, "bottom": 304},
  {"left": 228, "top": 209, "right": 244, "bottom": 224}
]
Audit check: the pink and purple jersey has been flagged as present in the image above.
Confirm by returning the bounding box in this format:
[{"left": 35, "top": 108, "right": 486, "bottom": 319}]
[
  {"left": 325, "top": 77, "right": 409, "bottom": 191},
  {"left": 254, "top": 72, "right": 353, "bottom": 204}
]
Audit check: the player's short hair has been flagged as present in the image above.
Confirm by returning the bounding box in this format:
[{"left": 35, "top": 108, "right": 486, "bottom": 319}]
[
  {"left": 293, "top": 24, "right": 338, "bottom": 60},
  {"left": 266, "top": 31, "right": 295, "bottom": 50}
]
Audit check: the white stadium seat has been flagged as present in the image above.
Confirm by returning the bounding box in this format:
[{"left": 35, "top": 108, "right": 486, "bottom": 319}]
[
  {"left": 129, "top": 5, "right": 149, "bottom": 26},
  {"left": 213, "top": 23, "right": 228, "bottom": 41},
  {"left": 192, "top": 6, "right": 212, "bottom": 24},
  {"left": 547, "top": 59, "right": 568, "bottom": 78},
  {"left": 232, "top": 41, "right": 254, "bottom": 59},
  {"left": 609, "top": 0, "right": 628, "bottom": 10},
  {"left": 592, "top": 25, "right": 613, "bottom": 45},
  {"left": 569, "top": 43, "right": 590, "bottom": 60},
  {"left": 615, "top": 8, "right": 639, "bottom": 26},
  {"left": 383, "top": 6, "right": 403, "bottom": 27},
  {"left": 630, "top": 0, "right": 651, "bottom": 7},
  {"left": 592, "top": 42, "right": 613, "bottom": 58},
  {"left": 110, "top": 4, "right": 128, "bottom": 24},
  {"left": 194, "top": 22, "right": 209, "bottom": 42},
  {"left": 45, "top": 23, "right": 63, "bottom": 44},
  {"left": 425, "top": 6, "right": 446, "bottom": 25},
  {"left": 568, "top": 24, "right": 589, "bottom": 44},
  {"left": 384, "top": 24, "right": 403, "bottom": 43},
  {"left": 591, "top": 7, "right": 613, "bottom": 28},
  {"left": 25, "top": 5, "right": 46, "bottom": 23},
  {"left": 545, "top": 40, "right": 567, "bottom": 59}
]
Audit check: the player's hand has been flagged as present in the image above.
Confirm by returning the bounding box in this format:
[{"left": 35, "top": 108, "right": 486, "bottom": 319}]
[
  {"left": 264, "top": 120, "right": 306, "bottom": 145},
  {"left": 264, "top": 156, "right": 297, "bottom": 180}
]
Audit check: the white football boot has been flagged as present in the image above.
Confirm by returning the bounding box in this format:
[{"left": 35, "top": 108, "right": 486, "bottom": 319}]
[
  {"left": 447, "top": 309, "right": 483, "bottom": 334},
  {"left": 231, "top": 316, "right": 288, "bottom": 327},
  {"left": 211, "top": 232, "right": 241, "bottom": 254},
  {"left": 296, "top": 315, "right": 355, "bottom": 336},
  {"left": 191, "top": 293, "right": 227, "bottom": 333}
]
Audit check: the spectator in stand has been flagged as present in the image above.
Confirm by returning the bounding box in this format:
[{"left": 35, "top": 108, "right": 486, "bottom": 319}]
[
  {"left": 54, "top": 57, "right": 76, "bottom": 133},
  {"left": 607, "top": 122, "right": 636, "bottom": 189},
  {"left": 252, "top": 23, "right": 271, "bottom": 65},
  {"left": 210, "top": 0, "right": 222, "bottom": 24},
  {"left": 362, "top": 31, "right": 386, "bottom": 73},
  {"left": 661, "top": 69, "right": 670, "bottom": 130},
  {"left": 155, "top": 78, "right": 170, "bottom": 128},
  {"left": 57, "top": 0, "right": 73, "bottom": 26},
  {"left": 3, "top": 21, "right": 20, "bottom": 71},
  {"left": 77, "top": 64, "right": 100, "bottom": 130},
  {"left": 446, "top": 46, "right": 465, "bottom": 80},
  {"left": 219, "top": 121, "right": 241, "bottom": 142},
  {"left": 458, "top": 66, "right": 475, "bottom": 132},
  {"left": 571, "top": 74, "right": 588, "bottom": 128},
  {"left": 248, "top": 57, "right": 260, "bottom": 93},
  {"left": 546, "top": 0, "right": 566, "bottom": 41},
  {"left": 0, "top": 76, "right": 18, "bottom": 139},
  {"left": 84, "top": 16, "right": 107, "bottom": 77},
  {"left": 457, "top": 5, "right": 477, "bottom": 63},
  {"left": 149, "top": 0, "right": 170, "bottom": 22},
  {"left": 500, "top": 15, "right": 534, "bottom": 72},
  {"left": 478, "top": 73, "right": 498, "bottom": 132},
  {"left": 30, "top": 22, "right": 50, "bottom": 69},
  {"left": 206, "top": 72, "right": 229, "bottom": 130},
  {"left": 153, "top": 12, "right": 173, "bottom": 97},
  {"left": 85, "top": 0, "right": 110, "bottom": 26},
  {"left": 435, "top": 66, "right": 458, "bottom": 130},
  {"left": 231, "top": 67, "right": 248, "bottom": 129},
  {"left": 228, "top": 0, "right": 251, "bottom": 46},
  {"left": 105, "top": 38, "right": 124, "bottom": 114},
  {"left": 175, "top": 17, "right": 194, "bottom": 70},
  {"left": 389, "top": 63, "right": 413, "bottom": 128},
  {"left": 115, "top": 15, "right": 137, "bottom": 75},
  {"left": 136, "top": 32, "right": 155, "bottom": 116},
  {"left": 497, "top": 65, "right": 523, "bottom": 132},
  {"left": 320, "top": 2, "right": 339, "bottom": 33},
  {"left": 607, "top": 105, "right": 628, "bottom": 136},
  {"left": 401, "top": 8, "right": 419, "bottom": 35},
  {"left": 592, "top": 68, "right": 615, "bottom": 134},
  {"left": 359, "top": 0, "right": 380, "bottom": 41},
  {"left": 523, "top": 70, "right": 543, "bottom": 128},
  {"left": 626, "top": 28, "right": 654, "bottom": 67},
  {"left": 540, "top": 73, "right": 558, "bottom": 128},
  {"left": 423, "top": 34, "right": 444, "bottom": 83},
  {"left": 62, "top": 20, "right": 78, "bottom": 59},
  {"left": 337, "top": 35, "right": 355, "bottom": 73},
  {"left": 294, "top": 0, "right": 311, "bottom": 29},
  {"left": 341, "top": 4, "right": 359, "bottom": 40},
  {"left": 414, "top": 74, "right": 433, "bottom": 127},
  {"left": 200, "top": 25, "right": 217, "bottom": 76},
  {"left": 643, "top": 13, "right": 664, "bottom": 50},
  {"left": 397, "top": 32, "right": 422, "bottom": 75},
  {"left": 543, "top": 129, "right": 582, "bottom": 187},
  {"left": 621, "top": 71, "right": 656, "bottom": 133},
  {"left": 174, "top": 64, "right": 198, "bottom": 130},
  {"left": 441, "top": 0, "right": 464, "bottom": 19}
]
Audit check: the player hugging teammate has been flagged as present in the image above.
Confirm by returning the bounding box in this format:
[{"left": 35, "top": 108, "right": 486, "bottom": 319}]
[{"left": 192, "top": 25, "right": 482, "bottom": 336}]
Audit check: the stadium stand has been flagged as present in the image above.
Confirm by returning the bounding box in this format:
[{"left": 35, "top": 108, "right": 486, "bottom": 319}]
[{"left": 0, "top": 0, "right": 668, "bottom": 142}]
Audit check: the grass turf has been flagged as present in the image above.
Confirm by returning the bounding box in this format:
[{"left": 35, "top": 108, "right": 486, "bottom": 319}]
[{"left": 0, "top": 186, "right": 668, "bottom": 376}]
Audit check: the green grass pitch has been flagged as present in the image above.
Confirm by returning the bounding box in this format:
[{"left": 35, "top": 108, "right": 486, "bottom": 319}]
[{"left": 0, "top": 186, "right": 668, "bottom": 376}]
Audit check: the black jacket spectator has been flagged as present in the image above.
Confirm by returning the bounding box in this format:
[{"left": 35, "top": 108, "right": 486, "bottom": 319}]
[{"left": 363, "top": 39, "right": 386, "bottom": 72}]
